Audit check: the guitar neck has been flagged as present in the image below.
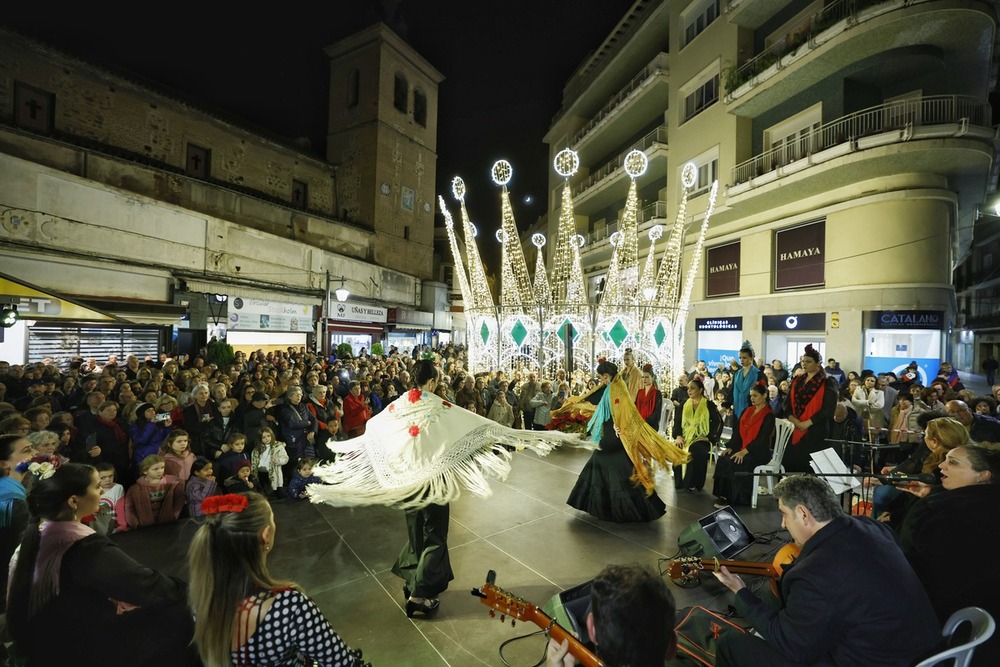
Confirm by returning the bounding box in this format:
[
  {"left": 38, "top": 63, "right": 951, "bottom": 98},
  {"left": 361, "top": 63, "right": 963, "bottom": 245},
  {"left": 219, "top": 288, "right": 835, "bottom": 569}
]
[
  {"left": 525, "top": 608, "right": 603, "bottom": 667},
  {"left": 699, "top": 557, "right": 776, "bottom": 578}
]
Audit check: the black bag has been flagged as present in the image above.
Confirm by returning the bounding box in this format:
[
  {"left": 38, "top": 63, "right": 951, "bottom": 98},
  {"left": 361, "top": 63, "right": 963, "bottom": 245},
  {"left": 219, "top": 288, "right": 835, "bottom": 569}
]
[{"left": 674, "top": 606, "right": 747, "bottom": 666}]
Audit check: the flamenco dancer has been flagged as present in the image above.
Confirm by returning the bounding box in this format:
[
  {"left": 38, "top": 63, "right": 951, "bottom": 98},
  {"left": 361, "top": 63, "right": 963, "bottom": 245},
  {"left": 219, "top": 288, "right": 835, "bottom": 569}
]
[
  {"left": 306, "top": 359, "right": 584, "bottom": 618},
  {"left": 785, "top": 344, "right": 839, "bottom": 472},
  {"left": 564, "top": 359, "right": 688, "bottom": 522}
]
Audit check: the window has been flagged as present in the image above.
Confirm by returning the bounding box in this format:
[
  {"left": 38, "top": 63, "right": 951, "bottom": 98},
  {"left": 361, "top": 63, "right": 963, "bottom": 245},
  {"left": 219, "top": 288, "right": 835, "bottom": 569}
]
[
  {"left": 292, "top": 179, "right": 308, "bottom": 209},
  {"left": 682, "top": 0, "right": 721, "bottom": 47},
  {"left": 394, "top": 73, "right": 408, "bottom": 113},
  {"left": 14, "top": 82, "right": 54, "bottom": 134},
  {"left": 684, "top": 146, "right": 720, "bottom": 196},
  {"left": 347, "top": 69, "right": 359, "bottom": 108},
  {"left": 682, "top": 68, "right": 720, "bottom": 122},
  {"left": 403, "top": 225, "right": 410, "bottom": 240},
  {"left": 413, "top": 89, "right": 427, "bottom": 127},
  {"left": 185, "top": 144, "right": 211, "bottom": 179},
  {"left": 765, "top": 104, "right": 822, "bottom": 167}
]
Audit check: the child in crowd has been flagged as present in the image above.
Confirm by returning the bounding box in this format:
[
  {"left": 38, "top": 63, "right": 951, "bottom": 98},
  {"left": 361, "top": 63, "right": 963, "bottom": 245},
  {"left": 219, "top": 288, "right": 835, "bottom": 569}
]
[
  {"left": 216, "top": 432, "right": 251, "bottom": 480},
  {"left": 160, "top": 429, "right": 196, "bottom": 482},
  {"left": 96, "top": 462, "right": 127, "bottom": 534},
  {"left": 223, "top": 460, "right": 255, "bottom": 493},
  {"left": 186, "top": 456, "right": 218, "bottom": 517},
  {"left": 129, "top": 402, "right": 173, "bottom": 468},
  {"left": 124, "top": 454, "right": 186, "bottom": 530},
  {"left": 287, "top": 458, "right": 320, "bottom": 500},
  {"left": 250, "top": 426, "right": 289, "bottom": 499}
]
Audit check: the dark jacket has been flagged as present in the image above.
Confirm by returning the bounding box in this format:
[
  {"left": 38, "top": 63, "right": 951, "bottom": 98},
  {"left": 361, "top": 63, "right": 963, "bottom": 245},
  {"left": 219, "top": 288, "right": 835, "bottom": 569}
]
[
  {"left": 201, "top": 415, "right": 243, "bottom": 460},
  {"left": 180, "top": 401, "right": 221, "bottom": 456},
  {"left": 734, "top": 516, "right": 939, "bottom": 666},
  {"left": 899, "top": 484, "right": 1000, "bottom": 665},
  {"left": 279, "top": 402, "right": 317, "bottom": 458}
]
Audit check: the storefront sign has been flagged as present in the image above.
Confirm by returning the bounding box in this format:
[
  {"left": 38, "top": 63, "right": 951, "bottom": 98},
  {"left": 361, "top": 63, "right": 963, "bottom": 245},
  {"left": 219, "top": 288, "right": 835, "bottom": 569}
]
[
  {"left": 329, "top": 301, "right": 388, "bottom": 323},
  {"left": 0, "top": 277, "right": 116, "bottom": 321},
  {"left": 706, "top": 242, "right": 740, "bottom": 298},
  {"left": 864, "top": 310, "right": 944, "bottom": 330},
  {"left": 774, "top": 220, "right": 825, "bottom": 291},
  {"left": 762, "top": 313, "right": 826, "bottom": 331},
  {"left": 227, "top": 297, "right": 314, "bottom": 332},
  {"left": 695, "top": 317, "right": 743, "bottom": 331}
]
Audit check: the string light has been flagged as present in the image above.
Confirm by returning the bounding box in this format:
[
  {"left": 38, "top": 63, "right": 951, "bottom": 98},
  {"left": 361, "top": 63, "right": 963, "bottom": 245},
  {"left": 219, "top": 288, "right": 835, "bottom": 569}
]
[
  {"left": 496, "top": 165, "right": 535, "bottom": 308},
  {"left": 438, "top": 195, "right": 474, "bottom": 309},
  {"left": 639, "top": 224, "right": 663, "bottom": 303},
  {"left": 532, "top": 234, "right": 552, "bottom": 306},
  {"left": 453, "top": 177, "right": 496, "bottom": 311}
]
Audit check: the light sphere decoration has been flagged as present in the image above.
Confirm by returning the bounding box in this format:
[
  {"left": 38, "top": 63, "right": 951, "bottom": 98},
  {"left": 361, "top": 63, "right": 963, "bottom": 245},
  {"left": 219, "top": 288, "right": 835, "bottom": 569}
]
[
  {"left": 642, "top": 287, "right": 656, "bottom": 301},
  {"left": 609, "top": 231, "right": 622, "bottom": 247},
  {"left": 451, "top": 176, "right": 466, "bottom": 200},
  {"left": 554, "top": 148, "right": 580, "bottom": 178},
  {"left": 681, "top": 162, "right": 698, "bottom": 190},
  {"left": 468, "top": 222, "right": 478, "bottom": 238},
  {"left": 531, "top": 233, "right": 547, "bottom": 248},
  {"left": 623, "top": 149, "right": 648, "bottom": 178},
  {"left": 495, "top": 228, "right": 508, "bottom": 243},
  {"left": 570, "top": 234, "right": 586, "bottom": 249},
  {"left": 648, "top": 224, "right": 664, "bottom": 241},
  {"left": 492, "top": 160, "right": 513, "bottom": 186}
]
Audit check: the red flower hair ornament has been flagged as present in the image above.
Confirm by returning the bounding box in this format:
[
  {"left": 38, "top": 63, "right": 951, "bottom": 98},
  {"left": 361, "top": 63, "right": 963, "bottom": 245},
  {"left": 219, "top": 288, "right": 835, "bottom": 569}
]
[{"left": 201, "top": 494, "right": 249, "bottom": 515}]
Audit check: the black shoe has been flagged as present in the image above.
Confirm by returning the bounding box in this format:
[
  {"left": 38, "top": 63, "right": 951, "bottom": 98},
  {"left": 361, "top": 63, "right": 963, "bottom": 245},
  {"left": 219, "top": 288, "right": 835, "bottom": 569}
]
[
  {"left": 403, "top": 586, "right": 410, "bottom": 600},
  {"left": 405, "top": 598, "right": 440, "bottom": 618}
]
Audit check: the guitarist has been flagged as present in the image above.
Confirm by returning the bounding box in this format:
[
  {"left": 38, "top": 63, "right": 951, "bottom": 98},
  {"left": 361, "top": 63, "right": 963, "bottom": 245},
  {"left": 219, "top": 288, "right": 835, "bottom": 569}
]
[
  {"left": 545, "top": 564, "right": 677, "bottom": 667},
  {"left": 711, "top": 475, "right": 940, "bottom": 666}
]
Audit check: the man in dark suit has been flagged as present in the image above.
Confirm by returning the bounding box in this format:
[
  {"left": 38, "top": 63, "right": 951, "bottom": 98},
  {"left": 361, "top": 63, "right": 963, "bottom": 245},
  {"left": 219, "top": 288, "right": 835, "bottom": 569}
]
[{"left": 713, "top": 475, "right": 940, "bottom": 666}]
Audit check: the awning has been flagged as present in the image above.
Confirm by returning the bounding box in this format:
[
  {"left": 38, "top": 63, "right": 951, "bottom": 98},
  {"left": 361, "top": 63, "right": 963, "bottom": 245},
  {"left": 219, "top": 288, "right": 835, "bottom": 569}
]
[
  {"left": 0, "top": 273, "right": 123, "bottom": 322},
  {"left": 182, "top": 278, "right": 320, "bottom": 307},
  {"left": 391, "top": 323, "right": 432, "bottom": 331},
  {"left": 328, "top": 322, "right": 385, "bottom": 335},
  {"left": 70, "top": 296, "right": 187, "bottom": 327}
]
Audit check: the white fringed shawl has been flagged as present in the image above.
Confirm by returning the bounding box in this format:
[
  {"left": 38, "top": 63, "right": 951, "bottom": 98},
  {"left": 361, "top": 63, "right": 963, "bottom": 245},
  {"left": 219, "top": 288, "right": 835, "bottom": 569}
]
[{"left": 308, "top": 388, "right": 588, "bottom": 509}]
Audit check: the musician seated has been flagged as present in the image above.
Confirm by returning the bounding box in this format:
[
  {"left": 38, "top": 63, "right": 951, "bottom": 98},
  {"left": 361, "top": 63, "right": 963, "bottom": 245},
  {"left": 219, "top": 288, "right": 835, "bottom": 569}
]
[
  {"left": 545, "top": 564, "right": 676, "bottom": 667},
  {"left": 712, "top": 475, "right": 940, "bottom": 667}
]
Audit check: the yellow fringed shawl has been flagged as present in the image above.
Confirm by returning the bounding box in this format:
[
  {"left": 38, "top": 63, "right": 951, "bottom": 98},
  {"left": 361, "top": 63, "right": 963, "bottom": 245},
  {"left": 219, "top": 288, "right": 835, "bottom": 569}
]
[{"left": 606, "top": 376, "right": 689, "bottom": 493}]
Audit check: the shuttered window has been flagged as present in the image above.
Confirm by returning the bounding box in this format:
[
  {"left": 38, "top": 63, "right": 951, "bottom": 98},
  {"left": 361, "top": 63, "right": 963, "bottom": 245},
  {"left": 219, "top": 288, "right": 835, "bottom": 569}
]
[{"left": 28, "top": 326, "right": 160, "bottom": 365}]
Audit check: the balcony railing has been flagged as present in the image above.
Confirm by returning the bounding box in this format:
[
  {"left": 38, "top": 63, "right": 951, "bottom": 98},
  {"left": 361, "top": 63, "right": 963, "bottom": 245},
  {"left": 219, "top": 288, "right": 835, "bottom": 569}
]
[
  {"left": 569, "top": 53, "right": 669, "bottom": 149},
  {"left": 731, "top": 95, "right": 990, "bottom": 186},
  {"left": 573, "top": 126, "right": 668, "bottom": 199},
  {"left": 726, "top": 0, "right": 917, "bottom": 95},
  {"left": 583, "top": 200, "right": 669, "bottom": 249}
]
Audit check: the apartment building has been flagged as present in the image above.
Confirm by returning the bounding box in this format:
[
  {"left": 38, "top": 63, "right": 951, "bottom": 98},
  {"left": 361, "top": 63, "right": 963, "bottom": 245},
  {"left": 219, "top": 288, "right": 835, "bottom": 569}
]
[{"left": 544, "top": 0, "right": 998, "bottom": 381}]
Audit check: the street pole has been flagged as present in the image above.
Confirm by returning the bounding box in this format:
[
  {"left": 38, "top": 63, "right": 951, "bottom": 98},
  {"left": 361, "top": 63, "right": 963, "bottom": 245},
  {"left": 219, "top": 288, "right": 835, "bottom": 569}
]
[{"left": 324, "top": 270, "right": 331, "bottom": 360}]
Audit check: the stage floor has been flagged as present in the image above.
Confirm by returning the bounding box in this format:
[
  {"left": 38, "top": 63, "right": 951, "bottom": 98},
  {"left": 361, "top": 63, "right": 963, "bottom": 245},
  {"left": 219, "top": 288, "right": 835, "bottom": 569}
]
[{"left": 115, "top": 446, "right": 787, "bottom": 666}]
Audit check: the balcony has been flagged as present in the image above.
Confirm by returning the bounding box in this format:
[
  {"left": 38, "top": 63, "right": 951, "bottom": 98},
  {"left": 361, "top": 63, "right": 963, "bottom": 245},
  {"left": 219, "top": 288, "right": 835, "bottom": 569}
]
[
  {"left": 729, "top": 95, "right": 994, "bottom": 198},
  {"left": 724, "top": 0, "right": 995, "bottom": 117},
  {"left": 963, "top": 296, "right": 1000, "bottom": 330},
  {"left": 571, "top": 53, "right": 669, "bottom": 163},
  {"left": 572, "top": 127, "right": 668, "bottom": 216},
  {"left": 581, "top": 201, "right": 669, "bottom": 261},
  {"left": 726, "top": 0, "right": 796, "bottom": 29}
]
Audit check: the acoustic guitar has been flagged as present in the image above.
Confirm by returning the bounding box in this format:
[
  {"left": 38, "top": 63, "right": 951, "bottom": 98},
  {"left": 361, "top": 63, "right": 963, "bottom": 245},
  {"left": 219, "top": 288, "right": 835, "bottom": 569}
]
[
  {"left": 666, "top": 542, "right": 801, "bottom": 597},
  {"left": 472, "top": 570, "right": 604, "bottom": 667}
]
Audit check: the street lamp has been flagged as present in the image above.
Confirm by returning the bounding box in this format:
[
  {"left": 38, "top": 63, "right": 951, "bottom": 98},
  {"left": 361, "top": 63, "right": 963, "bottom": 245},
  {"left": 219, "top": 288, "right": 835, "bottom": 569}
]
[{"left": 334, "top": 278, "right": 350, "bottom": 302}]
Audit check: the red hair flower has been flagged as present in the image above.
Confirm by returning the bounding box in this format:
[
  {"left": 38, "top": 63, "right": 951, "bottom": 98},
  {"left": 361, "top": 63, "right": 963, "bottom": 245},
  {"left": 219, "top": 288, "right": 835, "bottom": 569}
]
[
  {"left": 407, "top": 388, "right": 422, "bottom": 403},
  {"left": 201, "top": 494, "right": 249, "bottom": 515},
  {"left": 408, "top": 424, "right": 420, "bottom": 437}
]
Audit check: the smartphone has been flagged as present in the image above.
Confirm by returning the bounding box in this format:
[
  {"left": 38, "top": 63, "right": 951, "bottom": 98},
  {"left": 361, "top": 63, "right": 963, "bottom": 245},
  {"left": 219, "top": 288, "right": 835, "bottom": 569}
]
[{"left": 153, "top": 413, "right": 171, "bottom": 422}]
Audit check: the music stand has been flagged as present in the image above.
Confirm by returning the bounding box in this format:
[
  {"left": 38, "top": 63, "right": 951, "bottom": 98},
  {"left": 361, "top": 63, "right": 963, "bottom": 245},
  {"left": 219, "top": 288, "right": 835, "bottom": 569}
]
[{"left": 809, "top": 448, "right": 861, "bottom": 496}]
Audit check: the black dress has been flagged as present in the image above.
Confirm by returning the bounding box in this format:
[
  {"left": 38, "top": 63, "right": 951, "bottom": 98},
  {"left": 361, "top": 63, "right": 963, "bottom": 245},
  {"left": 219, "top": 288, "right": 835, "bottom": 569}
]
[
  {"left": 712, "top": 408, "right": 774, "bottom": 506},
  {"left": 566, "top": 386, "right": 666, "bottom": 523}
]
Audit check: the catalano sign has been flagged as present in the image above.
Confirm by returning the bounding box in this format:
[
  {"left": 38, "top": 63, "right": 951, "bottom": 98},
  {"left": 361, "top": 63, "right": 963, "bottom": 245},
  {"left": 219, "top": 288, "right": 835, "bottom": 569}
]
[{"left": 866, "top": 310, "right": 944, "bottom": 330}]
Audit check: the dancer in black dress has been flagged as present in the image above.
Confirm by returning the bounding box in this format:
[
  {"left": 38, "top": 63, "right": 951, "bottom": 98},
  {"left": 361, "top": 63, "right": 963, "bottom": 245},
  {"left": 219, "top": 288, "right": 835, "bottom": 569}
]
[
  {"left": 566, "top": 360, "right": 687, "bottom": 522},
  {"left": 713, "top": 381, "right": 775, "bottom": 507}
]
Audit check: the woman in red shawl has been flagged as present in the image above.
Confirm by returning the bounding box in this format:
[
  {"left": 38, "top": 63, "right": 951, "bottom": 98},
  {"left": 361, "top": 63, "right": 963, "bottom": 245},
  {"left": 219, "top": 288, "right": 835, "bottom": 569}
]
[
  {"left": 635, "top": 364, "right": 663, "bottom": 431},
  {"left": 713, "top": 381, "right": 774, "bottom": 506},
  {"left": 785, "top": 344, "right": 839, "bottom": 472}
]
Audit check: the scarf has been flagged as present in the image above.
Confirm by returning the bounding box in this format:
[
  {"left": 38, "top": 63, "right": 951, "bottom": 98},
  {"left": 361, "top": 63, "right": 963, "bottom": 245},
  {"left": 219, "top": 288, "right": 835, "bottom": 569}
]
[
  {"left": 29, "top": 520, "right": 95, "bottom": 616},
  {"left": 890, "top": 406, "right": 912, "bottom": 444},
  {"left": 99, "top": 417, "right": 127, "bottom": 445},
  {"left": 0, "top": 477, "right": 26, "bottom": 528},
  {"left": 682, "top": 398, "right": 711, "bottom": 445},
  {"left": 732, "top": 365, "right": 760, "bottom": 419},
  {"left": 309, "top": 389, "right": 590, "bottom": 510},
  {"left": 789, "top": 371, "right": 828, "bottom": 445},
  {"left": 587, "top": 385, "right": 613, "bottom": 445},
  {"left": 635, "top": 387, "right": 658, "bottom": 421},
  {"left": 738, "top": 405, "right": 771, "bottom": 450}
]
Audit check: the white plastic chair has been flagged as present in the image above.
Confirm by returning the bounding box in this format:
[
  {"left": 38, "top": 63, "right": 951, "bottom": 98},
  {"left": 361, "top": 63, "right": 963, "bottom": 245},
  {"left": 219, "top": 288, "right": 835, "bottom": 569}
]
[
  {"left": 751, "top": 418, "right": 793, "bottom": 509},
  {"left": 915, "top": 607, "right": 995, "bottom": 667}
]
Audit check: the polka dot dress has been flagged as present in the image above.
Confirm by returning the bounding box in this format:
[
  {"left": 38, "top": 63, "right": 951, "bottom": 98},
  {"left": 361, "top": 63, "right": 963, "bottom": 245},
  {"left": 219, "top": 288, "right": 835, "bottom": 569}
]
[{"left": 233, "top": 589, "right": 369, "bottom": 666}]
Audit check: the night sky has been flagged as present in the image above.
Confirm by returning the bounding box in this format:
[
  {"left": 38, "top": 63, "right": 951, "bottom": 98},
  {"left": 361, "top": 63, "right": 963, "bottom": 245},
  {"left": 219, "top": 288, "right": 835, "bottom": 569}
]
[{"left": 3, "top": 0, "right": 636, "bottom": 272}]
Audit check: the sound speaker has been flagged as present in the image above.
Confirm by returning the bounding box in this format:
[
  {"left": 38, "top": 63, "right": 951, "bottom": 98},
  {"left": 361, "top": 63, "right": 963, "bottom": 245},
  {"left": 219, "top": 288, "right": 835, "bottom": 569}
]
[
  {"left": 677, "top": 506, "right": 753, "bottom": 559},
  {"left": 541, "top": 579, "right": 595, "bottom": 651}
]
